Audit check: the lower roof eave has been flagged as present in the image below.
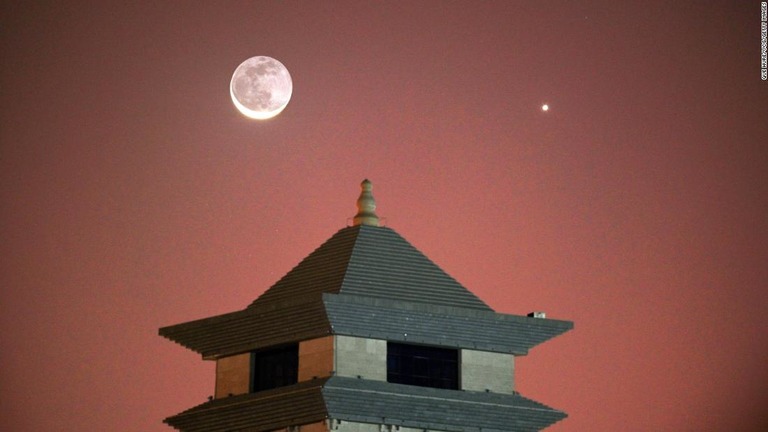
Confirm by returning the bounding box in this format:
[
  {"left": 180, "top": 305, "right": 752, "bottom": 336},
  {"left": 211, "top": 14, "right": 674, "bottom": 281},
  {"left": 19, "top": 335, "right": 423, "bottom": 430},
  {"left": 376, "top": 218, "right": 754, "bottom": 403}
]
[{"left": 163, "top": 377, "right": 567, "bottom": 432}]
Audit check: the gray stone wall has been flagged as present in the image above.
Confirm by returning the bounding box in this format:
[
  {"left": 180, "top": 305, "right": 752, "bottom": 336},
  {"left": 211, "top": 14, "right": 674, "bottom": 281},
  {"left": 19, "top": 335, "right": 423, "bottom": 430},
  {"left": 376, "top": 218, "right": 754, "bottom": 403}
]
[
  {"left": 332, "top": 421, "right": 441, "bottom": 432},
  {"left": 460, "top": 349, "right": 515, "bottom": 394},
  {"left": 334, "top": 335, "right": 386, "bottom": 381}
]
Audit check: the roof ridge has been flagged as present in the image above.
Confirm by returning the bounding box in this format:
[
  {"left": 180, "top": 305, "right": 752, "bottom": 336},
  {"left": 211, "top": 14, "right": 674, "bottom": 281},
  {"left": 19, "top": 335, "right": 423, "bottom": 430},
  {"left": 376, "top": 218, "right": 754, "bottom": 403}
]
[
  {"left": 336, "top": 225, "right": 362, "bottom": 296},
  {"left": 247, "top": 225, "right": 361, "bottom": 309}
]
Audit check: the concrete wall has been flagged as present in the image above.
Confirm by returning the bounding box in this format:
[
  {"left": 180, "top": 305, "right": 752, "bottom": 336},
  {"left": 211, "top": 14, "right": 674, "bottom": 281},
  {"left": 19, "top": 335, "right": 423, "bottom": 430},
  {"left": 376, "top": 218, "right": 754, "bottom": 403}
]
[
  {"left": 332, "top": 420, "right": 440, "bottom": 432},
  {"left": 269, "top": 419, "right": 446, "bottom": 432},
  {"left": 270, "top": 420, "right": 434, "bottom": 432},
  {"left": 333, "top": 421, "right": 377, "bottom": 432},
  {"left": 214, "top": 352, "right": 251, "bottom": 398},
  {"left": 334, "top": 335, "right": 386, "bottom": 381},
  {"left": 214, "top": 341, "right": 513, "bottom": 401},
  {"left": 272, "top": 421, "right": 328, "bottom": 432},
  {"left": 460, "top": 349, "right": 514, "bottom": 394},
  {"left": 214, "top": 335, "right": 387, "bottom": 400},
  {"left": 299, "top": 336, "right": 335, "bottom": 381}
]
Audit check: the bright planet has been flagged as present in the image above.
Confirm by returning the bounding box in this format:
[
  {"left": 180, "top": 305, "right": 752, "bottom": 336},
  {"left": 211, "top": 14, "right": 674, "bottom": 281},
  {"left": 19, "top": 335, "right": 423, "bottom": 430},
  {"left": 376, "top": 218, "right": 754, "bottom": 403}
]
[{"left": 229, "top": 56, "right": 292, "bottom": 120}]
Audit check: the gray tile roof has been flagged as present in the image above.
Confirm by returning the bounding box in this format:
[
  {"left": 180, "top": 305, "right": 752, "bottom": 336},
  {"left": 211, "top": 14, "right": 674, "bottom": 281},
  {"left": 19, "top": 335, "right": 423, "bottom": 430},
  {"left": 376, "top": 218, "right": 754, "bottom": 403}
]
[
  {"left": 158, "top": 298, "right": 331, "bottom": 359},
  {"left": 325, "top": 377, "right": 567, "bottom": 431},
  {"left": 164, "top": 378, "right": 328, "bottom": 432},
  {"left": 164, "top": 377, "right": 567, "bottom": 432},
  {"left": 325, "top": 294, "right": 573, "bottom": 356},
  {"left": 249, "top": 225, "right": 493, "bottom": 311},
  {"left": 160, "top": 221, "right": 573, "bottom": 431},
  {"left": 159, "top": 293, "right": 572, "bottom": 359},
  {"left": 161, "top": 225, "right": 574, "bottom": 359}
]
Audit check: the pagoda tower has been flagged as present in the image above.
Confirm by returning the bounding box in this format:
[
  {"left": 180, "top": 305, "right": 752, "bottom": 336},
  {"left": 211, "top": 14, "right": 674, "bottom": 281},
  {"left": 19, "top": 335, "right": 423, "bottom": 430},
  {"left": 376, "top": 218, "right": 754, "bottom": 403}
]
[{"left": 159, "top": 180, "right": 573, "bottom": 431}]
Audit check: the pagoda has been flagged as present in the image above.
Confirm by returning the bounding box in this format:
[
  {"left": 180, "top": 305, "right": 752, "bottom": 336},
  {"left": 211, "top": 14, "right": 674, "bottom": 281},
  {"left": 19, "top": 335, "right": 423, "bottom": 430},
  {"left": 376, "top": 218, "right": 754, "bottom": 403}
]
[{"left": 159, "top": 180, "right": 573, "bottom": 431}]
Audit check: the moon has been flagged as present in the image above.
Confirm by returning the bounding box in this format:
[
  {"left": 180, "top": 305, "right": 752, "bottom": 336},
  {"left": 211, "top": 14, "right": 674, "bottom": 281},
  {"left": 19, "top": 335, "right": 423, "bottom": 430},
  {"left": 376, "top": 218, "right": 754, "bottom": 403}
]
[
  {"left": 230, "top": 56, "right": 292, "bottom": 120},
  {"left": 541, "top": 104, "right": 549, "bottom": 111}
]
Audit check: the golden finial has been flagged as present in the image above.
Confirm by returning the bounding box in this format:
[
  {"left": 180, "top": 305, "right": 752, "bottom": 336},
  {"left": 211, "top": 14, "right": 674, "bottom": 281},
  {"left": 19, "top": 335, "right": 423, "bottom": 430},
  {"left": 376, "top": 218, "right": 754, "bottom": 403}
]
[{"left": 353, "top": 179, "right": 380, "bottom": 226}]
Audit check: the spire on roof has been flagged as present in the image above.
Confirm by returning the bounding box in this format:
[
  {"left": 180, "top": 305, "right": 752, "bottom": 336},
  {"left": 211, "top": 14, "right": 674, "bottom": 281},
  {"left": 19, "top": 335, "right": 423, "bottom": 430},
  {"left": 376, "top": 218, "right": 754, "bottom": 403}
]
[{"left": 353, "top": 179, "right": 380, "bottom": 227}]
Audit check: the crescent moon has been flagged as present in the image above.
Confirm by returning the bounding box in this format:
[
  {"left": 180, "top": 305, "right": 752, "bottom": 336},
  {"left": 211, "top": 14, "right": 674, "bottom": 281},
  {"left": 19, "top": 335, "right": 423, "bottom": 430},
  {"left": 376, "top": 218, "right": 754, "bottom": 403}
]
[{"left": 230, "top": 56, "right": 293, "bottom": 120}]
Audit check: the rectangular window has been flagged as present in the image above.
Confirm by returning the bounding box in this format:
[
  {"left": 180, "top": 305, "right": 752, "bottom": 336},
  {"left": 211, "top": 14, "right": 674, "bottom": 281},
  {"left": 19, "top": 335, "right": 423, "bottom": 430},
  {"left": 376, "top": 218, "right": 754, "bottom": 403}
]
[
  {"left": 387, "top": 342, "right": 458, "bottom": 390},
  {"left": 251, "top": 343, "right": 298, "bottom": 392}
]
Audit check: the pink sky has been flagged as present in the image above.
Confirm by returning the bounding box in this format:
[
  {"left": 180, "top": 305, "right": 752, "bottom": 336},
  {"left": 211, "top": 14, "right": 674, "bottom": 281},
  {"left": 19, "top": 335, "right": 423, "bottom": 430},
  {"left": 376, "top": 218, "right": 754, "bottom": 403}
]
[{"left": 2, "top": 1, "right": 767, "bottom": 430}]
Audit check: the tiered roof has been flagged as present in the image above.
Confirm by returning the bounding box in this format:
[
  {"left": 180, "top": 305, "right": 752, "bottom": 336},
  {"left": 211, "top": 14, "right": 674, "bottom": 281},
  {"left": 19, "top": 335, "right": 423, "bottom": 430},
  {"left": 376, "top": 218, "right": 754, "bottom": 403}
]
[{"left": 159, "top": 180, "right": 573, "bottom": 431}]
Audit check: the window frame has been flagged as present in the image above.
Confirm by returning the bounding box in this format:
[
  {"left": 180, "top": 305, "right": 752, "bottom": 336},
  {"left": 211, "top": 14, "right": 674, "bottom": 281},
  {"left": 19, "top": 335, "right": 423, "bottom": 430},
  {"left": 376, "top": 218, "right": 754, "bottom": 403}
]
[
  {"left": 386, "top": 341, "right": 459, "bottom": 390},
  {"left": 250, "top": 343, "right": 299, "bottom": 393}
]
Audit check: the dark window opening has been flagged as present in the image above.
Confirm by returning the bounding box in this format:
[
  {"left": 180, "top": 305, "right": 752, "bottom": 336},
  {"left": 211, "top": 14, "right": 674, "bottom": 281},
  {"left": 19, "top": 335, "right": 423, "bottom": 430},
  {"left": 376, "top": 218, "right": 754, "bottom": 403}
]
[
  {"left": 251, "top": 343, "right": 298, "bottom": 392},
  {"left": 387, "top": 342, "right": 459, "bottom": 390}
]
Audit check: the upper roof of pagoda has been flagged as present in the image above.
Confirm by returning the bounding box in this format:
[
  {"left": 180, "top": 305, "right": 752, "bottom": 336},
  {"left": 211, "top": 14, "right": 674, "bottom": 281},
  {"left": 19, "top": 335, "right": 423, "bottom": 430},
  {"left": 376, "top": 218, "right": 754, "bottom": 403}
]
[
  {"left": 159, "top": 180, "right": 573, "bottom": 359},
  {"left": 248, "top": 223, "right": 492, "bottom": 312}
]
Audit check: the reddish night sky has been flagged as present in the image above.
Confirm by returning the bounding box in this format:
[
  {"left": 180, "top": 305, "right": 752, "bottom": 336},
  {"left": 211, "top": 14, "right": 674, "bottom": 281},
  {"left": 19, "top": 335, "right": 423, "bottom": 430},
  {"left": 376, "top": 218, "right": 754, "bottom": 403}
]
[{"left": 2, "top": 2, "right": 767, "bottom": 431}]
